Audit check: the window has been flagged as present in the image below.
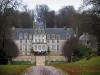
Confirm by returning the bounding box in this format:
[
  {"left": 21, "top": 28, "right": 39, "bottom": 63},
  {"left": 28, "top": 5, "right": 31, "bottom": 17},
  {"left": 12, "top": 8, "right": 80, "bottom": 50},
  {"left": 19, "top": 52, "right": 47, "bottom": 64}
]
[
  {"left": 42, "top": 34, "right": 44, "bottom": 37},
  {"left": 47, "top": 34, "right": 50, "bottom": 39},
  {"left": 39, "top": 45, "right": 41, "bottom": 50},
  {"left": 35, "top": 45, "right": 37, "bottom": 50},
  {"left": 42, "top": 45, "right": 45, "bottom": 50},
  {"left": 57, "top": 45, "right": 59, "bottom": 51},
  {"left": 56, "top": 34, "right": 60, "bottom": 39},
  {"left": 20, "top": 40, "right": 22, "bottom": 50},
  {"left": 25, "top": 44, "right": 27, "bottom": 50},
  {"left": 52, "top": 34, "right": 55, "bottom": 39},
  {"left": 35, "top": 39, "right": 37, "bottom": 43},
  {"left": 57, "top": 39, "right": 59, "bottom": 43},
  {"left": 66, "top": 33, "right": 70, "bottom": 39},
  {"left": 20, "top": 40, "right": 22, "bottom": 43},
  {"left": 30, "top": 40, "right": 33, "bottom": 49},
  {"left": 39, "top": 39, "right": 41, "bottom": 43},
  {"left": 52, "top": 45, "right": 54, "bottom": 50},
  {"left": 25, "top": 40, "right": 27, "bottom": 50},
  {"left": 42, "top": 39, "right": 44, "bottom": 43},
  {"left": 20, "top": 45, "right": 22, "bottom": 50},
  {"left": 24, "top": 33, "right": 28, "bottom": 39},
  {"left": 35, "top": 34, "right": 37, "bottom": 37},
  {"left": 19, "top": 33, "right": 23, "bottom": 39},
  {"left": 52, "top": 39, "right": 54, "bottom": 43},
  {"left": 47, "top": 40, "right": 50, "bottom": 43},
  {"left": 38, "top": 35, "right": 41, "bottom": 37},
  {"left": 25, "top": 40, "right": 27, "bottom": 43},
  {"left": 42, "top": 29, "right": 44, "bottom": 33},
  {"left": 29, "top": 34, "right": 32, "bottom": 39}
]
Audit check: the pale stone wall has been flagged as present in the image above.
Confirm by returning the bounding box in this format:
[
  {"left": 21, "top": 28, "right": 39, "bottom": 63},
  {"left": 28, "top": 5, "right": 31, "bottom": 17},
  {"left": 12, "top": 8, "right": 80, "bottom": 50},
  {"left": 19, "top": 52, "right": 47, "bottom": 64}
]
[
  {"left": 14, "top": 39, "right": 66, "bottom": 56},
  {"left": 46, "top": 56, "right": 66, "bottom": 61},
  {"left": 59, "top": 40, "right": 66, "bottom": 51}
]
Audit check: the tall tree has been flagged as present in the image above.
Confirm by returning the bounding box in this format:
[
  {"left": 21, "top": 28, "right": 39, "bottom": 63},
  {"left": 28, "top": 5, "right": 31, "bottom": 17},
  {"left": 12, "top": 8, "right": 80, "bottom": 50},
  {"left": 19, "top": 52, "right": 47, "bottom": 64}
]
[
  {"left": 83, "top": 0, "right": 100, "bottom": 15},
  {"left": 46, "top": 10, "right": 55, "bottom": 28},
  {"left": 62, "top": 38, "right": 78, "bottom": 62},
  {"left": 57, "top": 6, "right": 76, "bottom": 28},
  {"left": 83, "top": 0, "right": 100, "bottom": 55},
  {"left": 35, "top": 4, "right": 49, "bottom": 23},
  {"left": 67, "top": 13, "right": 95, "bottom": 37},
  {"left": 0, "top": 0, "right": 21, "bottom": 64}
]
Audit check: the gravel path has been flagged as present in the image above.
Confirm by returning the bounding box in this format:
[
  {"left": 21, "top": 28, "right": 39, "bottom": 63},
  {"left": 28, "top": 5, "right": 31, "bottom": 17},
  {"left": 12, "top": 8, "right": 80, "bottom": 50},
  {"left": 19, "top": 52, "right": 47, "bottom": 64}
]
[{"left": 25, "top": 66, "right": 66, "bottom": 75}]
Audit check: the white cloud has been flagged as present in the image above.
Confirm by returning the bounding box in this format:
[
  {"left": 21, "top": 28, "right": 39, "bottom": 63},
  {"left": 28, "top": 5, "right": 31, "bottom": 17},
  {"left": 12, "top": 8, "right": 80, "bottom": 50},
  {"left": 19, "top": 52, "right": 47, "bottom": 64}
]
[{"left": 22, "top": 0, "right": 83, "bottom": 11}]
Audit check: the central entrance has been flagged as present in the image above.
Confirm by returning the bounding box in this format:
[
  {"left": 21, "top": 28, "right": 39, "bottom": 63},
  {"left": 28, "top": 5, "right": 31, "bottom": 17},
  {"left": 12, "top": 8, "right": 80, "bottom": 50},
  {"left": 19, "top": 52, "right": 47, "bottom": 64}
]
[
  {"left": 33, "top": 51, "right": 47, "bottom": 56},
  {"left": 36, "top": 56, "right": 45, "bottom": 65}
]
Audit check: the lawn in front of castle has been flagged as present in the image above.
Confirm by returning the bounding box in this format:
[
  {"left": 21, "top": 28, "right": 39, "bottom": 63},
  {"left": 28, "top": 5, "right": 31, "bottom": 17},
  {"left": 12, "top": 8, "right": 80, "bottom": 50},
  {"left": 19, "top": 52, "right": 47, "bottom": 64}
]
[
  {"left": 0, "top": 61, "right": 34, "bottom": 75},
  {"left": 47, "top": 56, "right": 100, "bottom": 75},
  {"left": 0, "top": 65, "right": 32, "bottom": 75}
]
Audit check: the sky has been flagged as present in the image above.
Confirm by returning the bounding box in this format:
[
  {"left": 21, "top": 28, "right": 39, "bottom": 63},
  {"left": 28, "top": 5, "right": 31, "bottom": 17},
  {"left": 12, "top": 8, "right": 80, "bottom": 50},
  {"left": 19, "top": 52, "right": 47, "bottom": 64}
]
[{"left": 22, "top": 0, "right": 83, "bottom": 11}]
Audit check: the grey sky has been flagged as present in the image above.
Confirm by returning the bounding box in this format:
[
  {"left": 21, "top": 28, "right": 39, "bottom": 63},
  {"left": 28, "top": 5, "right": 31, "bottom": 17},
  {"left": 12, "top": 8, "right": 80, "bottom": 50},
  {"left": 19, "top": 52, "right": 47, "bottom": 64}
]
[{"left": 22, "top": 0, "right": 83, "bottom": 11}]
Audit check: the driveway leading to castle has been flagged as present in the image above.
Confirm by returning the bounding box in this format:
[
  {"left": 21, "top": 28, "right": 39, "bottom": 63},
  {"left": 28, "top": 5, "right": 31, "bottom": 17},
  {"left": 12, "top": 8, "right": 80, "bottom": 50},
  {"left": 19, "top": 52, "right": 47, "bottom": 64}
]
[
  {"left": 25, "top": 56, "right": 67, "bottom": 75},
  {"left": 36, "top": 56, "right": 45, "bottom": 65},
  {"left": 24, "top": 66, "right": 66, "bottom": 75}
]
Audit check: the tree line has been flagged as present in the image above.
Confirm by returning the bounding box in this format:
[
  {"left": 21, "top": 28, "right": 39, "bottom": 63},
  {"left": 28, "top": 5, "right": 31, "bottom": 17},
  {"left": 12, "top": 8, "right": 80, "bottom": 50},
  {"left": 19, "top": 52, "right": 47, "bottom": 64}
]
[{"left": 62, "top": 0, "right": 100, "bottom": 62}]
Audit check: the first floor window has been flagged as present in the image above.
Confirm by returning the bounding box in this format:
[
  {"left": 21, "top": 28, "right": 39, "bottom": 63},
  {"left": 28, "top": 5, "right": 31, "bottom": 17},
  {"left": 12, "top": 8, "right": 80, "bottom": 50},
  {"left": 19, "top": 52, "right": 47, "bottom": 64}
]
[
  {"left": 20, "top": 40, "right": 22, "bottom": 43},
  {"left": 39, "top": 39, "right": 41, "bottom": 43},
  {"left": 35, "top": 39, "right": 37, "bottom": 43},
  {"left": 56, "top": 34, "right": 60, "bottom": 39},
  {"left": 42, "top": 45, "right": 45, "bottom": 50},
  {"left": 39, "top": 45, "right": 41, "bottom": 50},
  {"left": 20, "top": 40, "right": 22, "bottom": 50},
  {"left": 20, "top": 45, "right": 22, "bottom": 50},
  {"left": 52, "top": 45, "right": 54, "bottom": 50},
  {"left": 57, "top": 39, "right": 59, "bottom": 43},
  {"left": 35, "top": 45, "right": 37, "bottom": 50},
  {"left": 52, "top": 39, "right": 54, "bottom": 43},
  {"left": 47, "top": 34, "right": 50, "bottom": 39},
  {"left": 25, "top": 44, "right": 27, "bottom": 50},
  {"left": 57, "top": 45, "right": 59, "bottom": 51},
  {"left": 47, "top": 40, "right": 50, "bottom": 43},
  {"left": 42, "top": 39, "right": 44, "bottom": 43},
  {"left": 19, "top": 33, "right": 23, "bottom": 39},
  {"left": 52, "top": 34, "right": 55, "bottom": 39}
]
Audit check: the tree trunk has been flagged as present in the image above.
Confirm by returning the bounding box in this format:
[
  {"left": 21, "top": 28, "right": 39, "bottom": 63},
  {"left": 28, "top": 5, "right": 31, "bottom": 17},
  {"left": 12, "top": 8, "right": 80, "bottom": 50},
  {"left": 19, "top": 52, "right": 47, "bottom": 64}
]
[
  {"left": 97, "top": 37, "right": 100, "bottom": 56},
  {"left": 67, "top": 56, "right": 71, "bottom": 62}
]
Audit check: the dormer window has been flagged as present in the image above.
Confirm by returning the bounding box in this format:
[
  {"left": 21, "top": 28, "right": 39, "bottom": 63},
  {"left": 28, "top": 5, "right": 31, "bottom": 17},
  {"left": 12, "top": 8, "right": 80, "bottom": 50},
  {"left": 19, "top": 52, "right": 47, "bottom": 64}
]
[
  {"left": 56, "top": 34, "right": 60, "bottom": 39},
  {"left": 52, "top": 34, "right": 55, "bottom": 39},
  {"left": 66, "top": 33, "right": 70, "bottom": 40},
  {"left": 47, "top": 34, "right": 50, "bottom": 39},
  {"left": 29, "top": 34, "right": 32, "bottom": 39},
  {"left": 24, "top": 33, "right": 28, "bottom": 39},
  {"left": 42, "top": 29, "right": 44, "bottom": 33},
  {"left": 19, "top": 33, "right": 23, "bottom": 39}
]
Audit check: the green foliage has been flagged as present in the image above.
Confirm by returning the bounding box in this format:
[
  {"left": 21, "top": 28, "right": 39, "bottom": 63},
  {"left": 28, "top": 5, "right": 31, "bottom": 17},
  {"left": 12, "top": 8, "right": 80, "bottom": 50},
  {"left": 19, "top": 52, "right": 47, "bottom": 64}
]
[
  {"left": 74, "top": 44, "right": 94, "bottom": 60},
  {"left": 49, "top": 56, "right": 100, "bottom": 75}
]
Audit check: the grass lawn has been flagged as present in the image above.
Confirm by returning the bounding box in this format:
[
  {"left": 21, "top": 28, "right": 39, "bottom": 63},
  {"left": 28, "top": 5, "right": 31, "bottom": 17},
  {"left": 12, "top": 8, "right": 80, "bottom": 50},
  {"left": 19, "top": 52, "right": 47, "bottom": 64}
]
[
  {"left": 0, "top": 65, "right": 32, "bottom": 75},
  {"left": 48, "top": 56, "right": 100, "bottom": 75}
]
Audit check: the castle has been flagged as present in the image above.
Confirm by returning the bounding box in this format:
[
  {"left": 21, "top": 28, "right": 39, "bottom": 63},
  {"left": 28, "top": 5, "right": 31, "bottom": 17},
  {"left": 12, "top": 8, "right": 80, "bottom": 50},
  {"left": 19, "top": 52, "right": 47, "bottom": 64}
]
[{"left": 13, "top": 18, "right": 73, "bottom": 56}]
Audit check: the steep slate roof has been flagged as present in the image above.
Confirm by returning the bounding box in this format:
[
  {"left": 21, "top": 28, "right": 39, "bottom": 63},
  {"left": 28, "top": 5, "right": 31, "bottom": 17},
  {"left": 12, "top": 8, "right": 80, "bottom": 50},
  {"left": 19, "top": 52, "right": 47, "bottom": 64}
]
[
  {"left": 46, "top": 28, "right": 73, "bottom": 40},
  {"left": 13, "top": 28, "right": 33, "bottom": 40},
  {"left": 79, "top": 33, "right": 89, "bottom": 41},
  {"left": 13, "top": 28, "right": 73, "bottom": 40}
]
